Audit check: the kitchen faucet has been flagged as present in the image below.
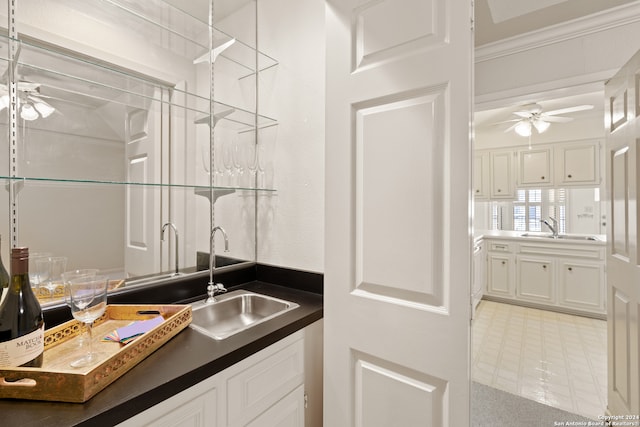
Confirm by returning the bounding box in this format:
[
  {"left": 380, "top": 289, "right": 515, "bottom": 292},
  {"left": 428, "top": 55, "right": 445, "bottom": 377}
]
[
  {"left": 161, "top": 222, "right": 180, "bottom": 276},
  {"left": 206, "top": 226, "right": 230, "bottom": 303},
  {"left": 541, "top": 217, "right": 558, "bottom": 238}
]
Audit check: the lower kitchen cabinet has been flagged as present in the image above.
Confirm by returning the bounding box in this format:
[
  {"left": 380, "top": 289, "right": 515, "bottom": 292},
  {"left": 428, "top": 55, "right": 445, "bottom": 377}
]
[
  {"left": 558, "top": 260, "right": 604, "bottom": 313},
  {"left": 486, "top": 241, "right": 515, "bottom": 298},
  {"left": 117, "top": 325, "right": 313, "bottom": 427},
  {"left": 516, "top": 256, "right": 554, "bottom": 304},
  {"left": 483, "top": 238, "right": 605, "bottom": 317}
]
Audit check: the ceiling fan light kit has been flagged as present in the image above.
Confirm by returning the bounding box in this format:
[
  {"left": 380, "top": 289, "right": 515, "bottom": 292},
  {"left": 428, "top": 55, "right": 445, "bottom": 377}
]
[{"left": 503, "top": 102, "right": 594, "bottom": 137}]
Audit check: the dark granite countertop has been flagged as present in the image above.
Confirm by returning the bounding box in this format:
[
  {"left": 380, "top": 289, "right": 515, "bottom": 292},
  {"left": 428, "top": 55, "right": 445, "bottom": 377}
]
[{"left": 0, "top": 281, "right": 323, "bottom": 427}]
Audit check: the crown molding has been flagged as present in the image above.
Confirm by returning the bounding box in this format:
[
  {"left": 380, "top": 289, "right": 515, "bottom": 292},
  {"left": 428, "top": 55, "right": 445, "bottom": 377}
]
[{"left": 475, "top": 1, "right": 640, "bottom": 63}]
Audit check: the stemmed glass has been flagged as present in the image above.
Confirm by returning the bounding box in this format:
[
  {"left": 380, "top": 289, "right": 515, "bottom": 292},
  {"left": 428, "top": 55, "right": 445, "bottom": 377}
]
[
  {"left": 62, "top": 269, "right": 99, "bottom": 347},
  {"left": 243, "top": 140, "right": 259, "bottom": 188},
  {"left": 29, "top": 252, "right": 51, "bottom": 294},
  {"left": 68, "top": 275, "right": 108, "bottom": 368}
]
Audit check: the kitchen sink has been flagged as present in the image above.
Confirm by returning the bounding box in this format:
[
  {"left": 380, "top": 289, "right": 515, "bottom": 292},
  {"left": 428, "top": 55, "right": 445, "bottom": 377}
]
[
  {"left": 189, "top": 290, "right": 299, "bottom": 340},
  {"left": 520, "top": 233, "right": 600, "bottom": 241}
]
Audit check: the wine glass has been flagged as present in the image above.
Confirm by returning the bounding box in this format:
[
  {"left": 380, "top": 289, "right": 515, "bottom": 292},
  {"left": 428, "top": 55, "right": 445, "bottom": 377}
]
[
  {"left": 37, "top": 256, "right": 67, "bottom": 300},
  {"left": 29, "top": 252, "right": 51, "bottom": 294},
  {"left": 62, "top": 269, "right": 99, "bottom": 347},
  {"left": 68, "top": 275, "right": 108, "bottom": 368},
  {"left": 243, "top": 140, "right": 258, "bottom": 188}
]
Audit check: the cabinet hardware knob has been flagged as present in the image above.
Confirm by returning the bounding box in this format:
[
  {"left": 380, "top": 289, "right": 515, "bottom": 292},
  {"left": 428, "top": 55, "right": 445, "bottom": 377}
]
[
  {"left": 567, "top": 174, "right": 572, "bottom": 178},
  {"left": 476, "top": 189, "right": 479, "bottom": 193},
  {"left": 568, "top": 267, "right": 573, "bottom": 271},
  {"left": 497, "top": 189, "right": 502, "bottom": 192},
  {"left": 543, "top": 265, "right": 547, "bottom": 269},
  {"left": 501, "top": 261, "right": 506, "bottom": 265},
  {"left": 541, "top": 176, "right": 545, "bottom": 179}
]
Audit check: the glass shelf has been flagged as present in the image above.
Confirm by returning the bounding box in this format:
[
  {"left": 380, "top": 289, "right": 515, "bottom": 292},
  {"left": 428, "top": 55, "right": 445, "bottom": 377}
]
[
  {"left": 1, "top": 176, "right": 277, "bottom": 193},
  {"left": 0, "top": 35, "right": 277, "bottom": 132}
]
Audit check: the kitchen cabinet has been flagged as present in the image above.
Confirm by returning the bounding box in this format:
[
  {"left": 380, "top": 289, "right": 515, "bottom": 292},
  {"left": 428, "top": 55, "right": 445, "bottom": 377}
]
[
  {"left": 117, "top": 328, "right": 308, "bottom": 427},
  {"left": 490, "top": 151, "right": 516, "bottom": 198},
  {"left": 558, "top": 260, "right": 604, "bottom": 313},
  {"left": 555, "top": 141, "right": 600, "bottom": 185},
  {"left": 482, "top": 236, "right": 606, "bottom": 317},
  {"left": 517, "top": 147, "right": 552, "bottom": 186},
  {"left": 472, "top": 239, "right": 486, "bottom": 318},
  {"left": 516, "top": 255, "right": 554, "bottom": 304},
  {"left": 486, "top": 241, "right": 514, "bottom": 297},
  {"left": 473, "top": 152, "right": 490, "bottom": 199}
]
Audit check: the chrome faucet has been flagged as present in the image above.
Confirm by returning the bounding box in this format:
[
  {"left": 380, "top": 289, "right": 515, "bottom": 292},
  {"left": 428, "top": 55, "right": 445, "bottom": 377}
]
[
  {"left": 541, "top": 217, "right": 558, "bottom": 238},
  {"left": 161, "top": 222, "right": 180, "bottom": 276},
  {"left": 206, "top": 226, "right": 230, "bottom": 303}
]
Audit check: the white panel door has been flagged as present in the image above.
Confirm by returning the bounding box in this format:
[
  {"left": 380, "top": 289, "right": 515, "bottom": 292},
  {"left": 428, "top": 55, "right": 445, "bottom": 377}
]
[
  {"left": 124, "top": 91, "right": 165, "bottom": 277},
  {"left": 324, "top": 0, "right": 472, "bottom": 425},
  {"left": 605, "top": 49, "right": 640, "bottom": 416}
]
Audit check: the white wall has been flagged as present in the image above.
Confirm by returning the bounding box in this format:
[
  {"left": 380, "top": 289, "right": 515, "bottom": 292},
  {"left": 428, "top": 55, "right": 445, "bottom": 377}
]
[{"left": 256, "top": 0, "right": 325, "bottom": 273}]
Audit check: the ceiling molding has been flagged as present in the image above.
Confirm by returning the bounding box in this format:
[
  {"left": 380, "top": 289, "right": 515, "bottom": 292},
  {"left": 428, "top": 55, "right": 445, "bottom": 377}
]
[{"left": 475, "top": 1, "right": 640, "bottom": 63}]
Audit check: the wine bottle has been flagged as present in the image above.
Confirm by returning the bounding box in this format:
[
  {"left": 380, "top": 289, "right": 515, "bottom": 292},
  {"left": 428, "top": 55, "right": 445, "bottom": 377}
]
[
  {"left": 0, "top": 236, "right": 9, "bottom": 303},
  {"left": 0, "top": 247, "right": 44, "bottom": 368}
]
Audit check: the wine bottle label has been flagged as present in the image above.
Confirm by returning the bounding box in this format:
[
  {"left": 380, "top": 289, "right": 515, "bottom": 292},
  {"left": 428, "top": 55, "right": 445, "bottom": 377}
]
[{"left": 0, "top": 326, "right": 44, "bottom": 368}]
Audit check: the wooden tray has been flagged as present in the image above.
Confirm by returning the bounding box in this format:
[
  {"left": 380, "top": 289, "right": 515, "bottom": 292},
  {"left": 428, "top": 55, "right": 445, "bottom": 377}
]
[{"left": 0, "top": 304, "right": 191, "bottom": 403}]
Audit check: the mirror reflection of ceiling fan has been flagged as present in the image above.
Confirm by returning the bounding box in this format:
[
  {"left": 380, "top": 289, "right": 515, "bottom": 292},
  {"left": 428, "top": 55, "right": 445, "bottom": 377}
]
[
  {"left": 0, "top": 80, "right": 56, "bottom": 121},
  {"left": 502, "top": 103, "right": 594, "bottom": 137}
]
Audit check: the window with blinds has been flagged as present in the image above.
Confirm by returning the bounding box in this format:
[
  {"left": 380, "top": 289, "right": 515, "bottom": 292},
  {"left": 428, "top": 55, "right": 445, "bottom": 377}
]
[{"left": 490, "top": 188, "right": 567, "bottom": 232}]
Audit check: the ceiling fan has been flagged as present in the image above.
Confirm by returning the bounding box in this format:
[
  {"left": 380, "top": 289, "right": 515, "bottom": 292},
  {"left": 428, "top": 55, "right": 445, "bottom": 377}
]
[
  {"left": 503, "top": 103, "right": 594, "bottom": 137},
  {"left": 0, "top": 80, "right": 56, "bottom": 121}
]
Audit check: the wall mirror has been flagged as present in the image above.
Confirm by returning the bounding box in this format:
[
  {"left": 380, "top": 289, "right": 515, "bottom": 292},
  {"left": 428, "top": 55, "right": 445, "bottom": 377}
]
[{"left": 0, "top": 0, "right": 276, "bottom": 306}]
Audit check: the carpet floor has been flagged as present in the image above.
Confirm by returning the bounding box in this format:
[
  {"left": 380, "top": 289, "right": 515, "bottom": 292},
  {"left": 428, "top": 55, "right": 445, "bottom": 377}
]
[{"left": 472, "top": 382, "right": 595, "bottom": 426}]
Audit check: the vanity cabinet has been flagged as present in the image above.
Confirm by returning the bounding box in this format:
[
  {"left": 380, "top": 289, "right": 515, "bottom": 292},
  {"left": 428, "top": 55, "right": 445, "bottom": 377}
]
[
  {"left": 517, "top": 147, "right": 552, "bottom": 186},
  {"left": 490, "top": 151, "right": 516, "bottom": 198},
  {"left": 116, "top": 328, "right": 309, "bottom": 427},
  {"left": 472, "top": 239, "right": 486, "bottom": 318},
  {"left": 482, "top": 237, "right": 605, "bottom": 317}
]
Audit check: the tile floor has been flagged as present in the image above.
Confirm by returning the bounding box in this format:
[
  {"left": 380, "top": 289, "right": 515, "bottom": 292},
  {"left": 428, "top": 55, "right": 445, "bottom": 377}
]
[{"left": 472, "top": 300, "right": 607, "bottom": 420}]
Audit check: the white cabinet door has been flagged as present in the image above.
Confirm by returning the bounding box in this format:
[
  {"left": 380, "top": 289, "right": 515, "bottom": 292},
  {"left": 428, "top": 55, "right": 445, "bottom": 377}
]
[
  {"left": 490, "top": 151, "right": 515, "bottom": 198},
  {"left": 116, "top": 376, "right": 219, "bottom": 427},
  {"left": 518, "top": 147, "right": 552, "bottom": 186},
  {"left": 557, "top": 142, "right": 599, "bottom": 185},
  {"left": 473, "top": 152, "right": 489, "bottom": 199},
  {"left": 245, "top": 386, "right": 305, "bottom": 427},
  {"left": 516, "top": 256, "right": 555, "bottom": 304},
  {"left": 487, "top": 253, "right": 513, "bottom": 297},
  {"left": 559, "top": 260, "right": 604, "bottom": 313},
  {"left": 472, "top": 240, "right": 485, "bottom": 318}
]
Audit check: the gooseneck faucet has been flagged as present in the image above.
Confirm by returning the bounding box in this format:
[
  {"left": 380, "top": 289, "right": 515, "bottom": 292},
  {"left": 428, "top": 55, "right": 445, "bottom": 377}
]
[
  {"left": 161, "top": 222, "right": 180, "bottom": 276},
  {"left": 206, "top": 226, "right": 230, "bottom": 303},
  {"left": 541, "top": 217, "right": 559, "bottom": 238}
]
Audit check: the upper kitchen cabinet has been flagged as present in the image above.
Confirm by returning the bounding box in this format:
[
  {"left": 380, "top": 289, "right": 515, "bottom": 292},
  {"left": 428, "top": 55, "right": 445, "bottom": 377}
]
[
  {"left": 473, "top": 152, "right": 489, "bottom": 199},
  {"left": 555, "top": 140, "right": 601, "bottom": 186},
  {"left": 517, "top": 147, "right": 552, "bottom": 186},
  {"left": 1, "top": 0, "right": 276, "bottom": 293},
  {"left": 489, "top": 150, "right": 516, "bottom": 198}
]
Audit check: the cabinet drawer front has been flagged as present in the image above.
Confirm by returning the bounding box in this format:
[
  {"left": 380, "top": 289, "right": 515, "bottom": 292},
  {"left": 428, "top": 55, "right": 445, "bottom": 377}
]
[
  {"left": 489, "top": 242, "right": 512, "bottom": 252},
  {"left": 227, "top": 337, "right": 304, "bottom": 425},
  {"left": 518, "top": 243, "right": 604, "bottom": 260}
]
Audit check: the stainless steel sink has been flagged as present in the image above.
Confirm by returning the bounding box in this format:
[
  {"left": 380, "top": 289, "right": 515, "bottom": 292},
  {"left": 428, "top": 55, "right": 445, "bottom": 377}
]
[
  {"left": 189, "top": 290, "right": 299, "bottom": 340},
  {"left": 520, "top": 233, "right": 600, "bottom": 241}
]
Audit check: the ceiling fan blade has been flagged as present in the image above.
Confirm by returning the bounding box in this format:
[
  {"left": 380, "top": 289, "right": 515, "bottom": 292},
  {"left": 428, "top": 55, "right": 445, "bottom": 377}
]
[
  {"left": 513, "top": 111, "right": 532, "bottom": 118},
  {"left": 491, "top": 119, "right": 520, "bottom": 125},
  {"left": 541, "top": 115, "right": 572, "bottom": 123},
  {"left": 17, "top": 81, "right": 41, "bottom": 92},
  {"left": 503, "top": 122, "right": 520, "bottom": 133},
  {"left": 544, "top": 104, "right": 594, "bottom": 116}
]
